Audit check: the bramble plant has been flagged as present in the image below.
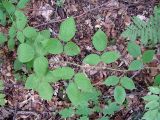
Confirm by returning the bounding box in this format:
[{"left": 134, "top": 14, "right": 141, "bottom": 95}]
[{"left": 0, "top": 0, "right": 160, "bottom": 120}]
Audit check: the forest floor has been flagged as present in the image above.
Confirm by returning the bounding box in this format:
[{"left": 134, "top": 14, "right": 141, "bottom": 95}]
[{"left": 0, "top": 0, "right": 160, "bottom": 120}]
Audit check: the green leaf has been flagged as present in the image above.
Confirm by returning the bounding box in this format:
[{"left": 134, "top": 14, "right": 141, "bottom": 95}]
[
  {"left": 142, "top": 109, "right": 158, "bottom": 120},
  {"left": 143, "top": 95, "right": 159, "bottom": 102},
  {"left": 14, "top": 59, "right": 23, "bottom": 71},
  {"left": 129, "top": 60, "right": 143, "bottom": 71},
  {"left": 0, "top": 10, "right": 6, "bottom": 26},
  {"left": 15, "top": 10, "right": 27, "bottom": 30},
  {"left": 104, "top": 76, "right": 119, "bottom": 86},
  {"left": 79, "top": 116, "right": 89, "bottom": 120},
  {"left": 59, "top": 17, "right": 76, "bottom": 42},
  {"left": 103, "top": 102, "right": 120, "bottom": 115},
  {"left": 38, "top": 82, "right": 53, "bottom": 101},
  {"left": 0, "top": 32, "right": 7, "bottom": 44},
  {"left": 17, "top": 31, "right": 25, "bottom": 43},
  {"left": 59, "top": 108, "right": 74, "bottom": 118},
  {"left": 127, "top": 42, "right": 141, "bottom": 57},
  {"left": 64, "top": 41, "right": 80, "bottom": 56},
  {"left": 154, "top": 74, "right": 160, "bottom": 85},
  {"left": 66, "top": 82, "right": 81, "bottom": 106},
  {"left": 149, "top": 87, "right": 160, "bottom": 94},
  {"left": 52, "top": 67, "right": 75, "bottom": 80},
  {"left": 2, "top": 1, "right": 15, "bottom": 14},
  {"left": 45, "top": 39, "right": 63, "bottom": 54},
  {"left": 33, "top": 56, "right": 48, "bottom": 77},
  {"left": 92, "top": 29, "right": 107, "bottom": 51},
  {"left": 83, "top": 54, "right": 101, "bottom": 65},
  {"left": 101, "top": 51, "right": 120, "bottom": 64},
  {"left": 9, "top": 25, "right": 16, "bottom": 38},
  {"left": 45, "top": 71, "right": 59, "bottom": 83},
  {"left": 145, "top": 101, "right": 159, "bottom": 110},
  {"left": 114, "top": 86, "right": 126, "bottom": 104},
  {"left": 17, "top": 43, "right": 35, "bottom": 63},
  {"left": 40, "top": 30, "right": 51, "bottom": 38},
  {"left": 142, "top": 50, "right": 155, "bottom": 63},
  {"left": 25, "top": 74, "right": 39, "bottom": 90},
  {"left": 23, "top": 27, "right": 37, "bottom": 38},
  {"left": 120, "top": 76, "right": 135, "bottom": 90},
  {"left": 74, "top": 73, "right": 93, "bottom": 92},
  {"left": 8, "top": 38, "right": 15, "bottom": 50},
  {"left": 17, "top": 0, "right": 29, "bottom": 9},
  {"left": 75, "top": 106, "right": 91, "bottom": 116}
]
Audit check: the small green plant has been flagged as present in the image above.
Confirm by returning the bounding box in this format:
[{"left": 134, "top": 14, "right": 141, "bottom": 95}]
[
  {"left": 122, "top": 6, "right": 160, "bottom": 45},
  {"left": 0, "top": 1, "right": 160, "bottom": 119},
  {"left": 142, "top": 74, "right": 160, "bottom": 120},
  {"left": 56, "top": 0, "right": 65, "bottom": 7},
  {"left": 0, "top": 80, "right": 6, "bottom": 106}
]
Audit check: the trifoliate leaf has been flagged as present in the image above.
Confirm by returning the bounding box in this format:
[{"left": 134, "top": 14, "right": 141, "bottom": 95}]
[
  {"left": 92, "top": 29, "right": 107, "bottom": 51},
  {"left": 59, "top": 17, "right": 76, "bottom": 42},
  {"left": 25, "top": 74, "right": 39, "bottom": 90},
  {"left": 127, "top": 42, "right": 141, "bottom": 57},
  {"left": 52, "top": 67, "right": 75, "bottom": 80},
  {"left": 33, "top": 56, "right": 48, "bottom": 77},
  {"left": 2, "top": 1, "right": 15, "bottom": 14},
  {"left": 23, "top": 27, "right": 37, "bottom": 38},
  {"left": 120, "top": 76, "right": 135, "bottom": 90},
  {"left": 8, "top": 38, "right": 15, "bottom": 50},
  {"left": 142, "top": 50, "right": 155, "bottom": 63},
  {"left": 64, "top": 41, "right": 80, "bottom": 56},
  {"left": 15, "top": 10, "right": 27, "bottom": 30},
  {"left": 74, "top": 73, "right": 93, "bottom": 92},
  {"left": 0, "top": 32, "right": 7, "bottom": 44},
  {"left": 128, "top": 60, "right": 143, "bottom": 71},
  {"left": 59, "top": 108, "right": 74, "bottom": 118},
  {"left": 45, "top": 39, "right": 63, "bottom": 54},
  {"left": 114, "top": 86, "right": 126, "bottom": 104},
  {"left": 83, "top": 54, "right": 101, "bottom": 65},
  {"left": 38, "top": 82, "right": 53, "bottom": 101},
  {"left": 104, "top": 76, "right": 119, "bottom": 86},
  {"left": 101, "top": 51, "right": 120, "bottom": 64},
  {"left": 66, "top": 82, "right": 81, "bottom": 106},
  {"left": 16, "top": 31, "right": 25, "bottom": 43},
  {"left": 17, "top": 43, "right": 35, "bottom": 63},
  {"left": 17, "top": 0, "right": 29, "bottom": 9}
]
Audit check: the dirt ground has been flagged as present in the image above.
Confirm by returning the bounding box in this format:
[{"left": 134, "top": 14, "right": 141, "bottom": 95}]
[{"left": 0, "top": 0, "right": 160, "bottom": 119}]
